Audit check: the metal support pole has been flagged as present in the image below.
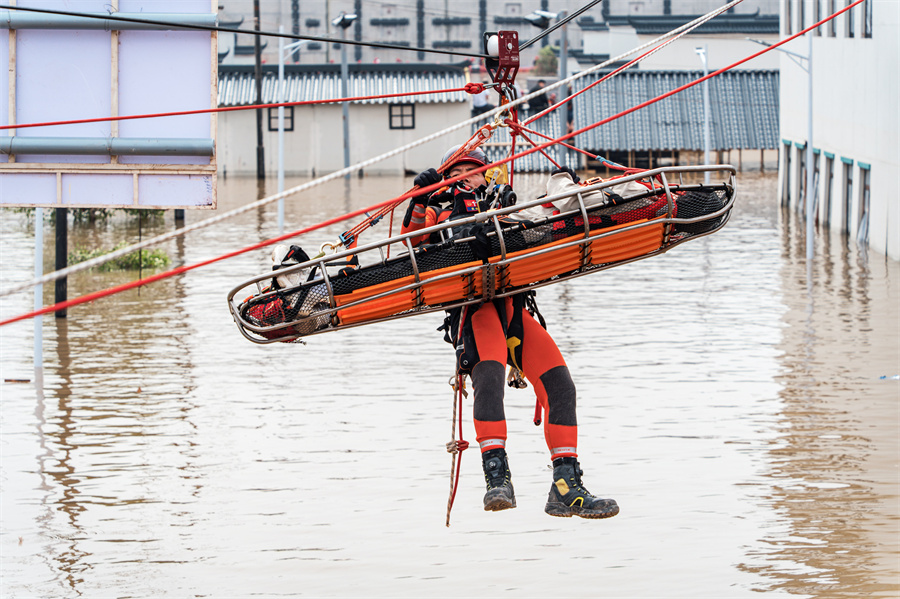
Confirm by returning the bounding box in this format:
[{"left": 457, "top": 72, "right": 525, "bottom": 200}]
[
  {"left": 558, "top": 13, "right": 569, "bottom": 158},
  {"left": 277, "top": 26, "right": 285, "bottom": 234},
  {"left": 341, "top": 30, "right": 351, "bottom": 179},
  {"left": 805, "top": 32, "right": 814, "bottom": 264},
  {"left": 699, "top": 45, "right": 711, "bottom": 185},
  {"left": 34, "top": 208, "right": 43, "bottom": 371},
  {"left": 254, "top": 0, "right": 265, "bottom": 180},
  {"left": 54, "top": 208, "right": 67, "bottom": 318}
]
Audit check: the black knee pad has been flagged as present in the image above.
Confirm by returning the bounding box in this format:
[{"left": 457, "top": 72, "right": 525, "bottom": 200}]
[
  {"left": 541, "top": 365, "right": 577, "bottom": 426},
  {"left": 472, "top": 360, "right": 506, "bottom": 422}
]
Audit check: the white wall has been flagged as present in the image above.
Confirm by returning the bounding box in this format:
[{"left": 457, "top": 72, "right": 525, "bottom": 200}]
[
  {"left": 584, "top": 30, "right": 781, "bottom": 70},
  {"left": 217, "top": 102, "right": 471, "bottom": 177},
  {"left": 779, "top": 0, "right": 899, "bottom": 260}
]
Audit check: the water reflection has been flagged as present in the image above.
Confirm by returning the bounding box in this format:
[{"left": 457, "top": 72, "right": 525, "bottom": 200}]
[
  {"left": 738, "top": 208, "right": 899, "bottom": 597},
  {"left": 0, "top": 171, "right": 896, "bottom": 597}
]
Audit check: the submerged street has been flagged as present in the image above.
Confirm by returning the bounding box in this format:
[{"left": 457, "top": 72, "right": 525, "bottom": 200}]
[{"left": 1, "top": 171, "right": 898, "bottom": 597}]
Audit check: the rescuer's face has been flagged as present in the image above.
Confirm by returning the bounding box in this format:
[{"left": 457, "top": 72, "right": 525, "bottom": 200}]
[{"left": 447, "top": 162, "right": 486, "bottom": 189}]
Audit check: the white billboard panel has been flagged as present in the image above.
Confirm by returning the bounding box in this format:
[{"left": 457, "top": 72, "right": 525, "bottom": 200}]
[{"left": 0, "top": 0, "right": 218, "bottom": 209}]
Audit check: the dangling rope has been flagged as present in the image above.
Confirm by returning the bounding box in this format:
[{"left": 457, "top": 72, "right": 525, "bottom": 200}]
[{"left": 445, "top": 373, "right": 469, "bottom": 527}]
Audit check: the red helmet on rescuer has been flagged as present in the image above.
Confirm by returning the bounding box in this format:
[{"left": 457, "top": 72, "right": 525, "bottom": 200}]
[{"left": 440, "top": 144, "right": 487, "bottom": 173}]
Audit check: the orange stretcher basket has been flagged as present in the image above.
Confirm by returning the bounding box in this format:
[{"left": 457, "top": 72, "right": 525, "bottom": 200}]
[{"left": 228, "top": 165, "right": 736, "bottom": 344}]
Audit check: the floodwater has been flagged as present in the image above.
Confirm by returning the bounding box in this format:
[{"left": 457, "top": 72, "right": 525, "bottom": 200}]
[{"left": 1, "top": 171, "right": 897, "bottom": 598}]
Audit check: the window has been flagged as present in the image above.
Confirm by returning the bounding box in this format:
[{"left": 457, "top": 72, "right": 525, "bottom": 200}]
[
  {"left": 389, "top": 103, "right": 415, "bottom": 129},
  {"left": 267, "top": 106, "right": 294, "bottom": 132},
  {"left": 828, "top": 0, "right": 836, "bottom": 36},
  {"left": 823, "top": 154, "right": 835, "bottom": 226},
  {"left": 842, "top": 157, "right": 854, "bottom": 232},
  {"left": 782, "top": 141, "right": 792, "bottom": 206},
  {"left": 799, "top": 0, "right": 806, "bottom": 31},
  {"left": 784, "top": 0, "right": 793, "bottom": 35},
  {"left": 857, "top": 163, "right": 871, "bottom": 245},
  {"left": 863, "top": 0, "right": 873, "bottom": 37},
  {"left": 846, "top": 0, "right": 855, "bottom": 37}
]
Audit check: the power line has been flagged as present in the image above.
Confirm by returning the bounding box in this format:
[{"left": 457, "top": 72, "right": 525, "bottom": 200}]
[
  {"left": 520, "top": 0, "right": 605, "bottom": 50},
  {"left": 0, "top": 3, "right": 489, "bottom": 60}
]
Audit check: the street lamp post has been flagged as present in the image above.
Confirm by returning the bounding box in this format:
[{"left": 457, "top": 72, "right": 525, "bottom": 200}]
[
  {"left": 277, "top": 28, "right": 310, "bottom": 234},
  {"left": 694, "top": 46, "right": 711, "bottom": 185},
  {"left": 748, "top": 37, "right": 814, "bottom": 263},
  {"left": 525, "top": 10, "right": 570, "bottom": 155},
  {"left": 332, "top": 12, "right": 358, "bottom": 180}
]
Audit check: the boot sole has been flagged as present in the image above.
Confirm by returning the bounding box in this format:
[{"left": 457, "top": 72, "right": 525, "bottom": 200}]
[
  {"left": 544, "top": 501, "right": 619, "bottom": 519},
  {"left": 483, "top": 492, "right": 516, "bottom": 511}
]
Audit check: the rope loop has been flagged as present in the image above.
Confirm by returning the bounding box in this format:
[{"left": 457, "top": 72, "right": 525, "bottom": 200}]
[
  {"left": 464, "top": 82, "right": 484, "bottom": 95},
  {"left": 446, "top": 439, "right": 470, "bottom": 454}
]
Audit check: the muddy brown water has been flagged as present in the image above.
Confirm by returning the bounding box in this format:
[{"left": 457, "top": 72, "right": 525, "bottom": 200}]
[{"left": 1, "top": 171, "right": 897, "bottom": 598}]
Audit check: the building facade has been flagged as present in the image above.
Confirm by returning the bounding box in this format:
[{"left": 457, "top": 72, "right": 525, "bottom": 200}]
[
  {"left": 216, "top": 0, "right": 777, "bottom": 69},
  {"left": 217, "top": 63, "right": 470, "bottom": 176},
  {"left": 778, "top": 0, "right": 899, "bottom": 260}
]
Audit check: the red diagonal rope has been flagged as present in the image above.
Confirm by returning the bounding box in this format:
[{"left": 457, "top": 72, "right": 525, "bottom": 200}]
[
  {"left": 505, "top": 121, "right": 561, "bottom": 169},
  {"left": 0, "top": 4, "right": 857, "bottom": 328},
  {"left": 524, "top": 25, "right": 685, "bottom": 127},
  {"left": 0, "top": 86, "right": 478, "bottom": 132}
]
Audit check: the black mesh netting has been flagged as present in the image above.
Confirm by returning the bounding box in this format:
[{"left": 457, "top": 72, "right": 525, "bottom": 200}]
[{"left": 241, "top": 186, "right": 729, "bottom": 338}]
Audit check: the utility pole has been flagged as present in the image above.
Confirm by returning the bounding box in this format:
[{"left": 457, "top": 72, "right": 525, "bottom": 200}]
[
  {"left": 333, "top": 12, "right": 357, "bottom": 178},
  {"left": 55, "top": 208, "right": 67, "bottom": 318},
  {"left": 254, "top": 0, "right": 265, "bottom": 180}
]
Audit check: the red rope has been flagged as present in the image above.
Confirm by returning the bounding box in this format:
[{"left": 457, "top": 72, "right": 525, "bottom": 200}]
[
  {"left": 505, "top": 121, "right": 561, "bottom": 169},
  {"left": 2, "top": 7, "right": 854, "bottom": 328},
  {"left": 0, "top": 87, "right": 475, "bottom": 132},
  {"left": 445, "top": 373, "right": 469, "bottom": 527}
]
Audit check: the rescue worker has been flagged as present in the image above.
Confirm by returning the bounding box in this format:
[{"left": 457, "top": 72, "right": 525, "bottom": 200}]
[{"left": 401, "top": 145, "right": 619, "bottom": 519}]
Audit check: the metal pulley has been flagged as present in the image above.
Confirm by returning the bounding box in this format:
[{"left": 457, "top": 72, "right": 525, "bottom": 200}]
[{"left": 482, "top": 31, "right": 519, "bottom": 86}]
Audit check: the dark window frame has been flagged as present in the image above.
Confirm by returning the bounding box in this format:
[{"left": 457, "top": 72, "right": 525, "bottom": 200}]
[
  {"left": 389, "top": 103, "right": 415, "bottom": 130},
  {"left": 267, "top": 106, "right": 295, "bottom": 132}
]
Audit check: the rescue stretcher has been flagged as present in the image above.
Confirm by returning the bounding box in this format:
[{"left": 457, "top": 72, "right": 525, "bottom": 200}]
[{"left": 227, "top": 165, "right": 737, "bottom": 344}]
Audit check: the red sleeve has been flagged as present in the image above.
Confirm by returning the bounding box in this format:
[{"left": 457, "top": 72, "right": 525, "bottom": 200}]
[{"left": 401, "top": 204, "right": 438, "bottom": 246}]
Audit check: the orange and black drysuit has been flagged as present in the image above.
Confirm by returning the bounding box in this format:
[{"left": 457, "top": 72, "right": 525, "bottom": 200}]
[{"left": 401, "top": 183, "right": 579, "bottom": 461}]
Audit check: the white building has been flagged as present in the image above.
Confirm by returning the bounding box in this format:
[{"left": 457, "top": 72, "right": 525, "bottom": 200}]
[
  {"left": 778, "top": 0, "right": 899, "bottom": 260},
  {"left": 217, "top": 63, "right": 470, "bottom": 177}
]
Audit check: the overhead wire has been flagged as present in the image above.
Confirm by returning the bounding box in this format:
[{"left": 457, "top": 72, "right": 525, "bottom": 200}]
[
  {"left": 0, "top": 0, "right": 744, "bottom": 300},
  {"left": 0, "top": 0, "right": 745, "bottom": 300},
  {"left": 519, "top": 0, "right": 605, "bottom": 50},
  {"left": 0, "top": 3, "right": 489, "bottom": 59},
  {"left": 2, "top": 0, "right": 858, "bottom": 306}
]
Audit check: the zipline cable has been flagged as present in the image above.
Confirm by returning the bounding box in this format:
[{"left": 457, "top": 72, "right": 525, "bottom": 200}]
[
  {"left": 3, "top": 0, "right": 838, "bottom": 303},
  {"left": 0, "top": 3, "right": 489, "bottom": 59},
  {"left": 519, "top": 0, "right": 604, "bottom": 51},
  {"left": 0, "top": 85, "right": 485, "bottom": 132}
]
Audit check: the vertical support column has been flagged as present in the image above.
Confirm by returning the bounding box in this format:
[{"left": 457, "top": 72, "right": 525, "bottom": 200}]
[
  {"left": 8, "top": 23, "right": 16, "bottom": 165},
  {"left": 55, "top": 208, "right": 67, "bottom": 318},
  {"left": 341, "top": 30, "right": 350, "bottom": 178},
  {"left": 254, "top": 0, "right": 265, "bottom": 180},
  {"left": 34, "top": 208, "right": 43, "bottom": 371},
  {"left": 805, "top": 33, "right": 814, "bottom": 264},
  {"left": 110, "top": 0, "right": 119, "bottom": 164}
]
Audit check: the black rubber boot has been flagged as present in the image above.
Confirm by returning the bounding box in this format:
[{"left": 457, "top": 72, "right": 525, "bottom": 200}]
[
  {"left": 481, "top": 448, "right": 516, "bottom": 512},
  {"left": 545, "top": 457, "right": 619, "bottom": 519}
]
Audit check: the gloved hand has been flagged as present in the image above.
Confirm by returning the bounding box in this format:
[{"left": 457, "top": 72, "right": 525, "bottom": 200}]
[
  {"left": 552, "top": 166, "right": 580, "bottom": 184},
  {"left": 414, "top": 168, "right": 442, "bottom": 191}
]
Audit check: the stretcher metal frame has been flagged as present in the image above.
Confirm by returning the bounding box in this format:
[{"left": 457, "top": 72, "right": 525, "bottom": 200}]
[{"left": 227, "top": 165, "right": 737, "bottom": 344}]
